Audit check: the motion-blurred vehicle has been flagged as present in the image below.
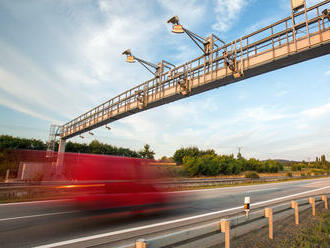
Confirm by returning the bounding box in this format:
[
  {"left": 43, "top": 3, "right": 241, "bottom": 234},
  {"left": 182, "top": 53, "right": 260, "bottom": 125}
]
[{"left": 60, "top": 153, "right": 171, "bottom": 211}]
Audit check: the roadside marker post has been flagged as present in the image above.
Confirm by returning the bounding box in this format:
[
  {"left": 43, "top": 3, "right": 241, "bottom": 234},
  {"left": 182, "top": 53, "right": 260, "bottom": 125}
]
[
  {"left": 321, "top": 195, "right": 328, "bottom": 209},
  {"left": 136, "top": 239, "right": 147, "bottom": 248},
  {"left": 244, "top": 196, "right": 250, "bottom": 216},
  {"left": 290, "top": 200, "right": 299, "bottom": 225},
  {"left": 220, "top": 219, "right": 231, "bottom": 248},
  {"left": 309, "top": 197, "right": 316, "bottom": 216},
  {"left": 264, "top": 208, "right": 273, "bottom": 239}
]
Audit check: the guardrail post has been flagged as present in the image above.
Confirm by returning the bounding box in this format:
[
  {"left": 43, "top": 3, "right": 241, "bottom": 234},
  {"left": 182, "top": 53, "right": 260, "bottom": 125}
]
[
  {"left": 321, "top": 195, "right": 328, "bottom": 209},
  {"left": 291, "top": 200, "right": 299, "bottom": 225},
  {"left": 264, "top": 208, "right": 273, "bottom": 239},
  {"left": 309, "top": 197, "right": 316, "bottom": 216},
  {"left": 220, "top": 219, "right": 230, "bottom": 248},
  {"left": 136, "top": 239, "right": 147, "bottom": 248},
  {"left": 4, "top": 169, "right": 9, "bottom": 183}
]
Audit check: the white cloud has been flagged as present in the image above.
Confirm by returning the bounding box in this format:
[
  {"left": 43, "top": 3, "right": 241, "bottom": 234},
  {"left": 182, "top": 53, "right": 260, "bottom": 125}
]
[
  {"left": 302, "top": 102, "right": 330, "bottom": 118},
  {"left": 212, "top": 0, "right": 249, "bottom": 32},
  {"left": 157, "top": 0, "right": 206, "bottom": 27},
  {"left": 0, "top": 91, "right": 57, "bottom": 123},
  {"left": 56, "top": 66, "right": 99, "bottom": 85},
  {"left": 241, "top": 106, "right": 286, "bottom": 121},
  {"left": 325, "top": 70, "right": 330, "bottom": 76},
  {"left": 0, "top": 40, "right": 98, "bottom": 122},
  {"left": 275, "top": 90, "right": 288, "bottom": 97},
  {"left": 72, "top": 0, "right": 168, "bottom": 94}
]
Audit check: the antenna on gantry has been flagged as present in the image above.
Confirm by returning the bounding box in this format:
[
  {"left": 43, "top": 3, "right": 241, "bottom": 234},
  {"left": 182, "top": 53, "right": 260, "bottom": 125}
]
[
  {"left": 167, "top": 15, "right": 225, "bottom": 55},
  {"left": 122, "top": 49, "right": 175, "bottom": 77}
]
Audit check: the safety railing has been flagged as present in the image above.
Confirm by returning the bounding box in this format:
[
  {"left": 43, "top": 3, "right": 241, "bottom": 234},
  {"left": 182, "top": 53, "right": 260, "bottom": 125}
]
[
  {"left": 123, "top": 194, "right": 329, "bottom": 248},
  {"left": 61, "top": 0, "right": 330, "bottom": 139}
]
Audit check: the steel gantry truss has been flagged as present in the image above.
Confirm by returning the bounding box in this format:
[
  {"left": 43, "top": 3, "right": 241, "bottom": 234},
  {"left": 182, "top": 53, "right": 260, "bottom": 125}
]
[{"left": 57, "top": 0, "right": 330, "bottom": 142}]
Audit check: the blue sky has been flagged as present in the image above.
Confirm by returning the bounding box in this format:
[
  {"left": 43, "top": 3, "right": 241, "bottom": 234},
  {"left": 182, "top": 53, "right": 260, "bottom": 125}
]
[{"left": 0, "top": 0, "right": 329, "bottom": 160}]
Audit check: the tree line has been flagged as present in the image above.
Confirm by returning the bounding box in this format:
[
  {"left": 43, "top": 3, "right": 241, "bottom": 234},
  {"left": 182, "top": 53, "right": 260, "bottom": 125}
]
[
  {"left": 289, "top": 155, "right": 329, "bottom": 172},
  {"left": 173, "top": 147, "right": 284, "bottom": 176},
  {"left": 0, "top": 135, "right": 155, "bottom": 159},
  {"left": 0, "top": 135, "right": 155, "bottom": 178},
  {"left": 65, "top": 140, "right": 155, "bottom": 159}
]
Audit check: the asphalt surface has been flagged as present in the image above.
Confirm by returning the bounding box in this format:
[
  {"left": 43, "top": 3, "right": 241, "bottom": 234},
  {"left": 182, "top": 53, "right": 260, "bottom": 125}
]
[{"left": 0, "top": 177, "right": 329, "bottom": 248}]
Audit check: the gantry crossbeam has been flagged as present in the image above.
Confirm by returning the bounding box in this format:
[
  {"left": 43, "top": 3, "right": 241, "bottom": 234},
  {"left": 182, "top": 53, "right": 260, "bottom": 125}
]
[{"left": 60, "top": 0, "right": 330, "bottom": 140}]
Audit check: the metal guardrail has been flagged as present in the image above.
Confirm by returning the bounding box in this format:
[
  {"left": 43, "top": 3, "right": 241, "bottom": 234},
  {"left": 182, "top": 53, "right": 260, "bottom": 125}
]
[
  {"left": 123, "top": 194, "right": 329, "bottom": 248},
  {"left": 61, "top": 0, "right": 330, "bottom": 139},
  {"left": 0, "top": 175, "right": 326, "bottom": 189},
  {"left": 0, "top": 175, "right": 327, "bottom": 203}
]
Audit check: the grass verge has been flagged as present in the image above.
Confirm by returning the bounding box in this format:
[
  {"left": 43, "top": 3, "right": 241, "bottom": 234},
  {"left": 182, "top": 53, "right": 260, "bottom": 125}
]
[
  {"left": 279, "top": 211, "right": 330, "bottom": 248},
  {"left": 230, "top": 203, "right": 330, "bottom": 248}
]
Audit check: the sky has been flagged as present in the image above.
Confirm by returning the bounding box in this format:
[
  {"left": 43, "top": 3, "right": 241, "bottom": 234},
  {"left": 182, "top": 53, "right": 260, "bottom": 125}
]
[{"left": 0, "top": 0, "right": 329, "bottom": 161}]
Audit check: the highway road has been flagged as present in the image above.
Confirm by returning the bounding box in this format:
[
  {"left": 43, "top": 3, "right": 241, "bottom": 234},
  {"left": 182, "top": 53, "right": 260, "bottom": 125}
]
[{"left": 0, "top": 177, "right": 329, "bottom": 248}]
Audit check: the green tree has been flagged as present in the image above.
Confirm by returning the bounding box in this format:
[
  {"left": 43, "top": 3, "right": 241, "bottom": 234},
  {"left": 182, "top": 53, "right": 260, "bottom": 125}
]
[
  {"left": 173, "top": 147, "right": 217, "bottom": 164},
  {"left": 173, "top": 147, "right": 200, "bottom": 164},
  {"left": 139, "top": 144, "right": 155, "bottom": 159},
  {"left": 321, "top": 154, "right": 326, "bottom": 167}
]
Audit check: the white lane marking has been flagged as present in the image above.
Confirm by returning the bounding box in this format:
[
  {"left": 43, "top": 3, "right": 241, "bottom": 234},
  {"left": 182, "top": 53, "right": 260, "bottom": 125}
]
[
  {"left": 250, "top": 186, "right": 330, "bottom": 207},
  {"left": 246, "top": 188, "right": 279, "bottom": 193},
  {"left": 34, "top": 185, "right": 330, "bottom": 248},
  {"left": 168, "top": 177, "right": 330, "bottom": 194},
  {"left": 0, "top": 199, "right": 70, "bottom": 207},
  {"left": 0, "top": 211, "right": 77, "bottom": 222}
]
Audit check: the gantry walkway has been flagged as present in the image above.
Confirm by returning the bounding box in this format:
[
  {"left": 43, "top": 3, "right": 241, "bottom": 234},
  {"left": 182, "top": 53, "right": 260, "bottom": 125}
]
[{"left": 60, "top": 1, "right": 330, "bottom": 140}]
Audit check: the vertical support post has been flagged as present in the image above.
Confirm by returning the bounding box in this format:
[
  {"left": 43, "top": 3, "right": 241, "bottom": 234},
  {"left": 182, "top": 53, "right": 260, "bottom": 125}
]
[
  {"left": 4, "top": 169, "right": 10, "bottom": 183},
  {"left": 303, "top": 0, "right": 311, "bottom": 46},
  {"left": 309, "top": 197, "right": 316, "bottom": 216},
  {"left": 264, "top": 208, "right": 273, "bottom": 239},
  {"left": 290, "top": 0, "right": 298, "bottom": 52},
  {"left": 136, "top": 239, "right": 147, "bottom": 248},
  {"left": 189, "top": 63, "right": 192, "bottom": 93},
  {"left": 317, "top": 8, "right": 323, "bottom": 42},
  {"left": 291, "top": 200, "right": 299, "bottom": 225},
  {"left": 56, "top": 138, "right": 66, "bottom": 178},
  {"left": 20, "top": 163, "right": 26, "bottom": 180},
  {"left": 285, "top": 20, "right": 290, "bottom": 53},
  {"left": 234, "top": 40, "right": 237, "bottom": 74},
  {"left": 271, "top": 26, "right": 275, "bottom": 58},
  {"left": 241, "top": 38, "right": 244, "bottom": 76},
  {"left": 208, "top": 34, "right": 214, "bottom": 78},
  {"left": 246, "top": 37, "right": 250, "bottom": 67},
  {"left": 321, "top": 195, "right": 328, "bottom": 209},
  {"left": 220, "top": 219, "right": 230, "bottom": 248}
]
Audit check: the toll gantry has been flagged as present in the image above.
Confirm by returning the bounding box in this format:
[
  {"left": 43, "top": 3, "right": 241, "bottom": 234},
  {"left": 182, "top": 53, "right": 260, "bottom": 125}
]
[{"left": 48, "top": 0, "right": 330, "bottom": 154}]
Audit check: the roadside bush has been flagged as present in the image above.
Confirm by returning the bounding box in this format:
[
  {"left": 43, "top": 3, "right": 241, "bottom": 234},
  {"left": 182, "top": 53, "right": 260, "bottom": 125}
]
[
  {"left": 286, "top": 172, "right": 293, "bottom": 177},
  {"left": 292, "top": 163, "right": 305, "bottom": 171},
  {"left": 183, "top": 155, "right": 220, "bottom": 176},
  {"left": 245, "top": 171, "right": 260, "bottom": 179},
  {"left": 301, "top": 173, "right": 306, "bottom": 177},
  {"left": 177, "top": 146, "right": 286, "bottom": 177},
  {"left": 311, "top": 168, "right": 327, "bottom": 175}
]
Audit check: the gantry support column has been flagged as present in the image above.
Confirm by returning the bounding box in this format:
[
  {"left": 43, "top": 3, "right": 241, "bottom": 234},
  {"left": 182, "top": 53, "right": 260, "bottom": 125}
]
[{"left": 56, "top": 138, "right": 66, "bottom": 178}]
